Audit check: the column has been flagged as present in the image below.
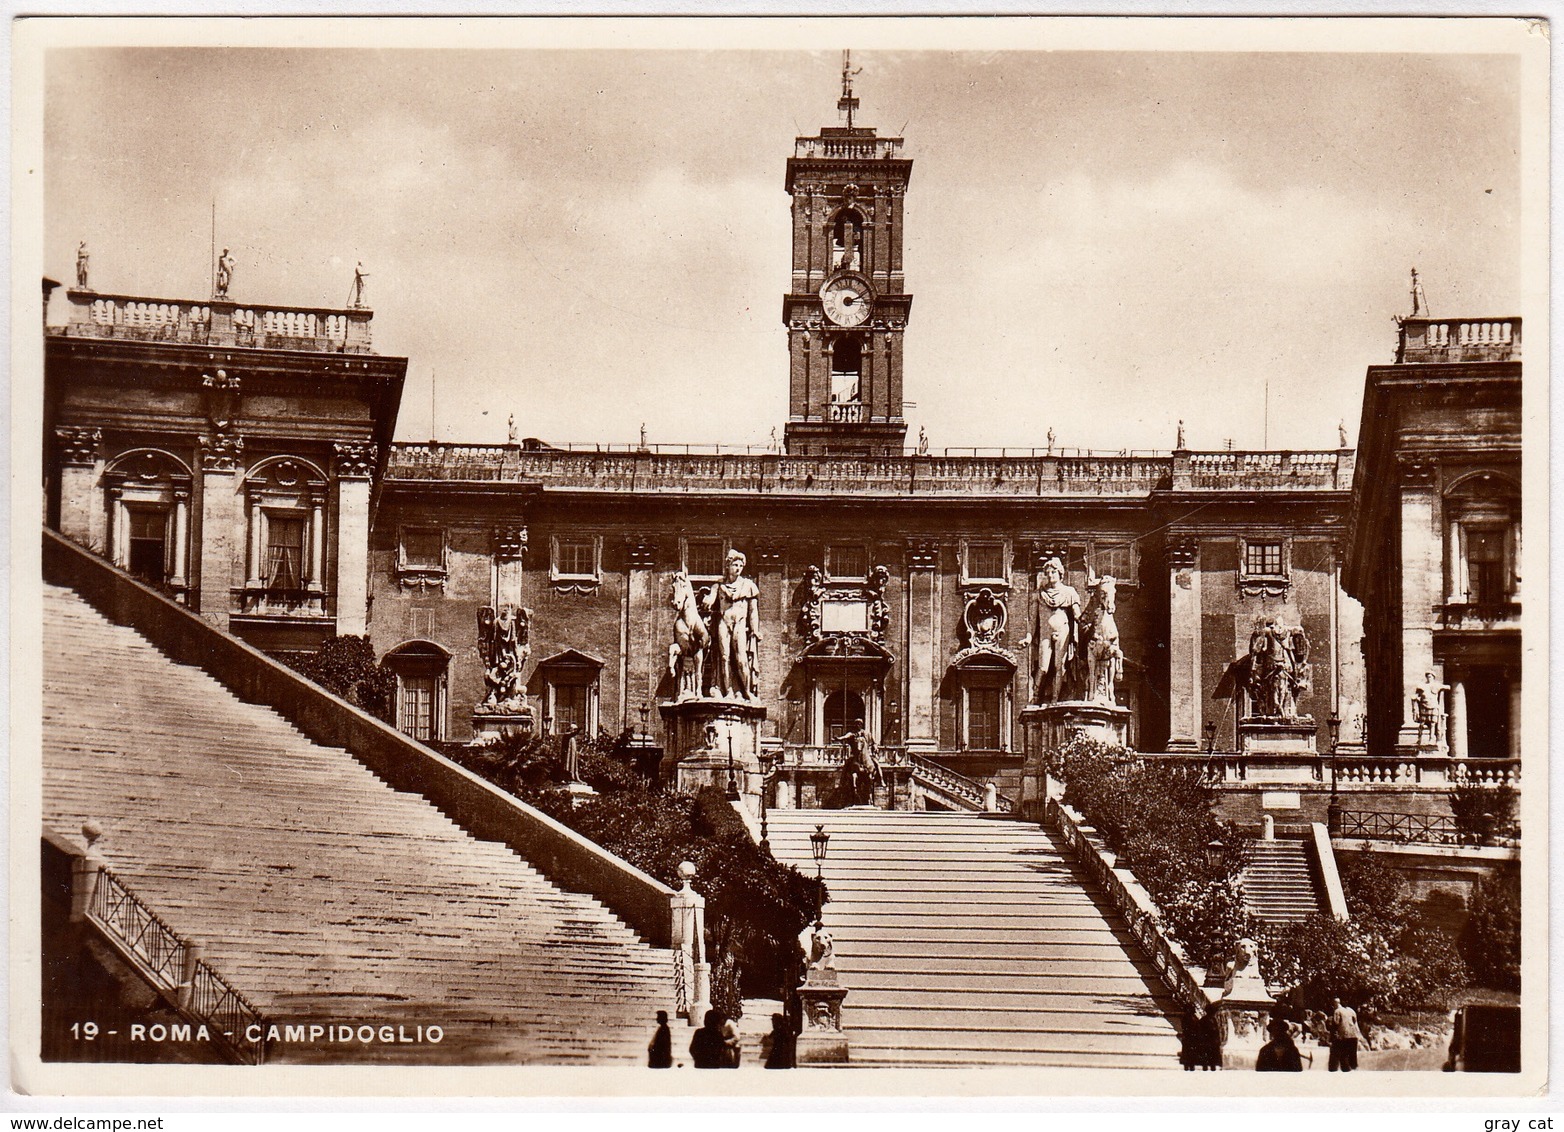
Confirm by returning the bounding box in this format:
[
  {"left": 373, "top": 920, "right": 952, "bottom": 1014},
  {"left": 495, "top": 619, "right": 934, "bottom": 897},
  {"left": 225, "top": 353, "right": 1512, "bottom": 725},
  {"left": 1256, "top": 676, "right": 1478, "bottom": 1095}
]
[
  {"left": 333, "top": 441, "right": 377, "bottom": 637},
  {"left": 1448, "top": 677, "right": 1467, "bottom": 759},
  {"left": 196, "top": 435, "right": 244, "bottom": 627},
  {"left": 170, "top": 490, "right": 190, "bottom": 593},
  {"left": 1507, "top": 675, "right": 1522, "bottom": 760},
  {"left": 904, "top": 540, "right": 939, "bottom": 755},
  {"left": 309, "top": 498, "right": 325, "bottom": 588},
  {"left": 110, "top": 490, "right": 128, "bottom": 568},
  {"left": 55, "top": 427, "right": 103, "bottom": 552},
  {"left": 245, "top": 499, "right": 263, "bottom": 589},
  {"left": 1396, "top": 458, "right": 1441, "bottom": 750},
  {"left": 1166, "top": 537, "right": 1202, "bottom": 751}
]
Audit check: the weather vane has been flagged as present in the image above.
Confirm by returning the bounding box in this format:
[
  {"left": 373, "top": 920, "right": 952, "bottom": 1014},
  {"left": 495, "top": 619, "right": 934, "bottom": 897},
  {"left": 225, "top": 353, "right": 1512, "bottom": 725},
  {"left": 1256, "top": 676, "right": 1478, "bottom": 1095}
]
[{"left": 838, "top": 50, "right": 863, "bottom": 129}]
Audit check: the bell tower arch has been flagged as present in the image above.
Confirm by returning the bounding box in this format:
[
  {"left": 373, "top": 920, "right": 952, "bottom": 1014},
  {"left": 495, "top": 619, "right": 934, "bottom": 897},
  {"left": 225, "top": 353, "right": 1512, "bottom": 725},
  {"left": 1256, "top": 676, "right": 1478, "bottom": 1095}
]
[{"left": 783, "top": 53, "right": 913, "bottom": 456}]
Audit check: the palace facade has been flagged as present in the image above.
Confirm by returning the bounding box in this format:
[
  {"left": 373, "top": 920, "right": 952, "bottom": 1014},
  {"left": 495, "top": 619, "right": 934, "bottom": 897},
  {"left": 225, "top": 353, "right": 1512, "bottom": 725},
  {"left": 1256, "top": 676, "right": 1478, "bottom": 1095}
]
[{"left": 42, "top": 78, "right": 1522, "bottom": 820}]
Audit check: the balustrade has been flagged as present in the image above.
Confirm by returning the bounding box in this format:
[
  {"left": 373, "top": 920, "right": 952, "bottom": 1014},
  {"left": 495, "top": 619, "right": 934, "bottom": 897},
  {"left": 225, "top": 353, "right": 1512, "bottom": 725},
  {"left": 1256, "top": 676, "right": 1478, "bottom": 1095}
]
[
  {"left": 53, "top": 290, "right": 373, "bottom": 354},
  {"left": 87, "top": 865, "right": 266, "bottom": 1063},
  {"left": 1398, "top": 317, "right": 1521, "bottom": 362}
]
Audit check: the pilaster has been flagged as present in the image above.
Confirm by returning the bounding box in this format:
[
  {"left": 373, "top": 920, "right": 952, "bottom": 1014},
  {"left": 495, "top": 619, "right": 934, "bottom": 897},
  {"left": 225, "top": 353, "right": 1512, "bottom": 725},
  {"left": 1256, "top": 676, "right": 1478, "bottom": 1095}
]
[
  {"left": 55, "top": 426, "right": 103, "bottom": 552},
  {"left": 333, "top": 441, "right": 377, "bottom": 636},
  {"left": 903, "top": 539, "right": 939, "bottom": 753},
  {"left": 624, "top": 535, "right": 658, "bottom": 732},
  {"left": 1395, "top": 456, "right": 1441, "bottom": 751},
  {"left": 196, "top": 434, "right": 244, "bottom": 627},
  {"left": 1166, "top": 537, "right": 1202, "bottom": 751}
]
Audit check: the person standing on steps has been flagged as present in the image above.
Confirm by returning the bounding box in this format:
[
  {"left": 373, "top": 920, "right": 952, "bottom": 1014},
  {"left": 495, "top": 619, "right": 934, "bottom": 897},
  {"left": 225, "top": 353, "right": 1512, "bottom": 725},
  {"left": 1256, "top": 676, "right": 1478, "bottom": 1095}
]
[
  {"left": 1327, "top": 996, "right": 1362, "bottom": 1072},
  {"left": 720, "top": 1012, "right": 743, "bottom": 1067},
  {"left": 647, "top": 1010, "right": 672, "bottom": 1068}
]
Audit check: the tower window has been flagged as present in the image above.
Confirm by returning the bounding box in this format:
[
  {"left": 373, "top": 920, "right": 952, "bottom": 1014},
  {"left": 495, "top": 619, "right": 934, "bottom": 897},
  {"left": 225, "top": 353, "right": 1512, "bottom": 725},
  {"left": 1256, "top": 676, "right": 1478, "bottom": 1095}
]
[
  {"left": 832, "top": 209, "right": 864, "bottom": 272},
  {"left": 830, "top": 337, "right": 862, "bottom": 403}
]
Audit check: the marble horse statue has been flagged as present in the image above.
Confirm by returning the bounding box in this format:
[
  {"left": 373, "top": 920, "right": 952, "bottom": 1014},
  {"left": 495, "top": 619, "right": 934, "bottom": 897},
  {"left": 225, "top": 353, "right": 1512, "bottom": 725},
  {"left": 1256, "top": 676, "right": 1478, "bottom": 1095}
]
[
  {"left": 1079, "top": 572, "right": 1123, "bottom": 707},
  {"left": 667, "top": 570, "right": 709, "bottom": 702}
]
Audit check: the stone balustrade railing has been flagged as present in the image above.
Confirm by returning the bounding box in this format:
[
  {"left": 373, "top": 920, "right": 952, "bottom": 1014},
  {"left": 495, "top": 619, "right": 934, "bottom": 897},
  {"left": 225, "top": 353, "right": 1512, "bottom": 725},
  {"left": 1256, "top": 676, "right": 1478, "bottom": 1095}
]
[
  {"left": 51, "top": 289, "right": 375, "bottom": 354},
  {"left": 794, "top": 135, "right": 903, "bottom": 160},
  {"left": 387, "top": 443, "right": 1352, "bottom": 496},
  {"left": 1047, "top": 798, "right": 1211, "bottom": 1016},
  {"left": 1133, "top": 752, "right": 1520, "bottom": 789},
  {"left": 1397, "top": 317, "right": 1521, "bottom": 363}
]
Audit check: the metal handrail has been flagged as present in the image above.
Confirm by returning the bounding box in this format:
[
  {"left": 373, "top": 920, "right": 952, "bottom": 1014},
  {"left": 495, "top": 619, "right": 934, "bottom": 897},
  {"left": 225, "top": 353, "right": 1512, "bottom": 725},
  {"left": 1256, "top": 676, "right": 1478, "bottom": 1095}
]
[{"left": 88, "top": 866, "right": 267, "bottom": 1064}]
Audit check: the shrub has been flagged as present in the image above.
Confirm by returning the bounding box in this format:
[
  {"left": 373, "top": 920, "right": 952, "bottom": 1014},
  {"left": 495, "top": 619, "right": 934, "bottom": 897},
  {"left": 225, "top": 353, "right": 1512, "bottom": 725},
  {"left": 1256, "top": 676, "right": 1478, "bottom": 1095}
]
[
  {"left": 287, "top": 636, "right": 394, "bottom": 723},
  {"left": 1260, "top": 914, "right": 1400, "bottom": 1012},
  {"left": 1450, "top": 783, "right": 1519, "bottom": 845},
  {"left": 1054, "top": 735, "right": 1258, "bottom": 970},
  {"left": 1460, "top": 871, "right": 1520, "bottom": 991}
]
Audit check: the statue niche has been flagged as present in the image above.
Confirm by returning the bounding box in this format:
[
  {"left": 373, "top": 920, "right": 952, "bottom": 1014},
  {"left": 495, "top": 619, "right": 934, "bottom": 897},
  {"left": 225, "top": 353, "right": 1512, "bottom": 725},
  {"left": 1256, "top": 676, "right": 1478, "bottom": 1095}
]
[{"left": 476, "top": 603, "right": 530, "bottom": 712}]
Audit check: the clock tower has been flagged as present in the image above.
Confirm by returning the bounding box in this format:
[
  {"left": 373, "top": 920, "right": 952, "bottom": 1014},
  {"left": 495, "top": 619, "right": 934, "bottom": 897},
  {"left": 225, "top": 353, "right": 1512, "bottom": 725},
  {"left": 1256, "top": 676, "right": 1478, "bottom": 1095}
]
[{"left": 783, "top": 54, "right": 912, "bottom": 456}]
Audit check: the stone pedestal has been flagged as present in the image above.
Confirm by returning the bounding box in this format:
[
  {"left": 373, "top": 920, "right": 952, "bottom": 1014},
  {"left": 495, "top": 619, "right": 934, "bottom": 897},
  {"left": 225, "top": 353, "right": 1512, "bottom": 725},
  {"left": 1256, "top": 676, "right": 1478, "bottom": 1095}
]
[
  {"left": 1020, "top": 701, "right": 1130, "bottom": 819},
  {"left": 1237, "top": 717, "right": 1317, "bottom": 755},
  {"left": 795, "top": 973, "right": 850, "bottom": 1064},
  {"left": 470, "top": 707, "right": 535, "bottom": 745},
  {"left": 659, "top": 698, "right": 767, "bottom": 803}
]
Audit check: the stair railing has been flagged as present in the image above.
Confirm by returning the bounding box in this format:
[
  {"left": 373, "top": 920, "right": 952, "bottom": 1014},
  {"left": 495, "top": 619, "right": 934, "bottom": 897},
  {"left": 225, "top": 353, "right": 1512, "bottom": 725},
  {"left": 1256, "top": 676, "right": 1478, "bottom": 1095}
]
[
  {"left": 904, "top": 752, "right": 1016, "bottom": 813},
  {"left": 85, "top": 863, "right": 267, "bottom": 1064},
  {"left": 1046, "top": 798, "right": 1210, "bottom": 1016}
]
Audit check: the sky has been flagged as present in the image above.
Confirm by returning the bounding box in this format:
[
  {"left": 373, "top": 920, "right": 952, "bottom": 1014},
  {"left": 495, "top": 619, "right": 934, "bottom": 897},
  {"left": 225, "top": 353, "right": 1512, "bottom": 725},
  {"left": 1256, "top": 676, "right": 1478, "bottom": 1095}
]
[{"left": 43, "top": 39, "right": 1525, "bottom": 452}]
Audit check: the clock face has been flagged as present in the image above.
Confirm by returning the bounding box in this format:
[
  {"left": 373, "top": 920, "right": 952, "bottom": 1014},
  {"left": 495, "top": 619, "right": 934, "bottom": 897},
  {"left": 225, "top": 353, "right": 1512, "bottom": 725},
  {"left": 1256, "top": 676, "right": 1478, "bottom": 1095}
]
[{"left": 820, "top": 274, "right": 873, "bottom": 327}]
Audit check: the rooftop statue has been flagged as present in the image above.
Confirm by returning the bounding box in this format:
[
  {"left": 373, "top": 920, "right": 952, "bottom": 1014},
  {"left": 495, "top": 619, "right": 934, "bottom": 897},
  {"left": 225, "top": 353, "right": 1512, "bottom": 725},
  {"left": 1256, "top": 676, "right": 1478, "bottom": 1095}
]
[
  {"left": 214, "top": 247, "right": 235, "bottom": 300},
  {"left": 76, "top": 241, "right": 90, "bottom": 290}
]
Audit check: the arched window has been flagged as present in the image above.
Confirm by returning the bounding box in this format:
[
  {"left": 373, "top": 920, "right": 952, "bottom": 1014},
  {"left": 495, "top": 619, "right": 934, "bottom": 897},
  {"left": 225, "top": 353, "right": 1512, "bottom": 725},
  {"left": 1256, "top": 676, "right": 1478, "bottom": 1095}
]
[
  {"left": 103, "top": 450, "right": 193, "bottom": 599},
  {"left": 831, "top": 209, "right": 864, "bottom": 272},
  {"left": 242, "top": 457, "right": 329, "bottom": 616}
]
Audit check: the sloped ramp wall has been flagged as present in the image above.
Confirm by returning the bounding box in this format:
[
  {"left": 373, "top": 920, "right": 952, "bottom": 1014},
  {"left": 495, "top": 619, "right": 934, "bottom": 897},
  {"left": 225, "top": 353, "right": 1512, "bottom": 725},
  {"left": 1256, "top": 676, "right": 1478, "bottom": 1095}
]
[{"left": 41, "top": 527, "right": 675, "bottom": 946}]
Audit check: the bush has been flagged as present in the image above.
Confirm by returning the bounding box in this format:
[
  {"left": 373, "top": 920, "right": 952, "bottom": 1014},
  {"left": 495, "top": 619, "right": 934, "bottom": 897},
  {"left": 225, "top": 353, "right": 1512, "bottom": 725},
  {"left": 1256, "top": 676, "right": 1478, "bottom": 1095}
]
[
  {"left": 1054, "top": 735, "right": 1257, "bottom": 969},
  {"left": 287, "top": 636, "right": 395, "bottom": 723},
  {"left": 1450, "top": 783, "right": 1519, "bottom": 845},
  {"left": 1461, "top": 872, "right": 1520, "bottom": 991}
]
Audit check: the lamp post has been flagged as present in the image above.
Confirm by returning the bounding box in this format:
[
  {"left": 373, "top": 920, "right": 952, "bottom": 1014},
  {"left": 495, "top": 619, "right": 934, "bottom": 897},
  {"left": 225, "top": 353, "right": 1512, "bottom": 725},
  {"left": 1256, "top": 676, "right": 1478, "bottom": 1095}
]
[
  {"left": 758, "top": 747, "right": 781, "bottom": 851},
  {"left": 1326, "top": 711, "right": 1342, "bottom": 835},
  {"left": 1203, "top": 720, "right": 1217, "bottom": 754},
  {"left": 726, "top": 733, "right": 740, "bottom": 801},
  {"left": 1205, "top": 838, "right": 1225, "bottom": 876},
  {"left": 809, "top": 823, "right": 830, "bottom": 922}
]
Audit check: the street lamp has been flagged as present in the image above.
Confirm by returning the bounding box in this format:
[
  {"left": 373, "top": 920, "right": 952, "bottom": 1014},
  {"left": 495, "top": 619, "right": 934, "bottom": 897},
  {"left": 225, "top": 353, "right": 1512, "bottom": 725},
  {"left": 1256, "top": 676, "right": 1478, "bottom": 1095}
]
[
  {"left": 1326, "top": 710, "right": 1342, "bottom": 835},
  {"left": 1203, "top": 720, "right": 1217, "bottom": 754},
  {"left": 758, "top": 748, "right": 781, "bottom": 851},
  {"left": 639, "top": 701, "right": 650, "bottom": 740},
  {"left": 1205, "top": 838, "right": 1225, "bottom": 874},
  {"left": 726, "top": 733, "right": 740, "bottom": 801},
  {"left": 809, "top": 823, "right": 830, "bottom": 920}
]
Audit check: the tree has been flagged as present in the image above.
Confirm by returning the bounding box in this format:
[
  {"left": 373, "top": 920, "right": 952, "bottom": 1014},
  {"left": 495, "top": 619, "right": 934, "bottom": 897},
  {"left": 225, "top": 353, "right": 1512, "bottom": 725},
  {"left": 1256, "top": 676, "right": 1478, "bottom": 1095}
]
[{"left": 288, "top": 636, "right": 394, "bottom": 723}]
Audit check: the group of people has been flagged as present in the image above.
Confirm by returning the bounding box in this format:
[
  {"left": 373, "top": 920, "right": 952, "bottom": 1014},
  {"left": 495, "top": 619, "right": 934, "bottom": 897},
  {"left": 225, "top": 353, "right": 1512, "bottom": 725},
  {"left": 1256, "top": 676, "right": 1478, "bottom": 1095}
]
[
  {"left": 647, "top": 1009, "right": 797, "bottom": 1070},
  {"left": 1183, "top": 996, "right": 1364, "bottom": 1072}
]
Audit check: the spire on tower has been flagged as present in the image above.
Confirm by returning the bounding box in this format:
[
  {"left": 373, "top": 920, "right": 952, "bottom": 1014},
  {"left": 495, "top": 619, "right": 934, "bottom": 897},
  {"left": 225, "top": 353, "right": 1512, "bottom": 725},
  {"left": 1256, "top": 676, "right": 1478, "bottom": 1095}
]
[{"left": 838, "top": 50, "right": 862, "bottom": 128}]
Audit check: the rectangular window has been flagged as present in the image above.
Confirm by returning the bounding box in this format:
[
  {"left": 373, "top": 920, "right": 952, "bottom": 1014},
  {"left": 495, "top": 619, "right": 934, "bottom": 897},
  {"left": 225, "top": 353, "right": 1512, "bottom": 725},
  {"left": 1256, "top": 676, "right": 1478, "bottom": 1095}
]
[
  {"left": 829, "top": 543, "right": 869, "bottom": 581},
  {"left": 1245, "top": 541, "right": 1284, "bottom": 577},
  {"left": 1466, "top": 528, "right": 1507, "bottom": 604},
  {"left": 685, "top": 539, "right": 724, "bottom": 579},
  {"left": 553, "top": 683, "right": 589, "bottom": 734},
  {"left": 128, "top": 509, "right": 168, "bottom": 583},
  {"left": 968, "top": 688, "right": 1002, "bottom": 750},
  {"left": 966, "top": 542, "right": 1005, "bottom": 583},
  {"left": 1092, "top": 542, "right": 1136, "bottom": 582},
  {"left": 555, "top": 538, "right": 596, "bottom": 579},
  {"left": 402, "top": 527, "right": 444, "bottom": 569},
  {"left": 398, "top": 675, "right": 436, "bottom": 742},
  {"left": 265, "top": 515, "right": 306, "bottom": 591}
]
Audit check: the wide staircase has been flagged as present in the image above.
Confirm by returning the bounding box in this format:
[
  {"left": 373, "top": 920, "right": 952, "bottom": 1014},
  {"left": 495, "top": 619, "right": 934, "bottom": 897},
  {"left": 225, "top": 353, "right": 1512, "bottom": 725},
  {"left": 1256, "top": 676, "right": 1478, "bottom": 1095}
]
[
  {"left": 1241, "top": 839, "right": 1325, "bottom": 923},
  {"left": 42, "top": 582, "right": 675, "bottom": 1064},
  {"left": 768, "top": 809, "right": 1184, "bottom": 1068}
]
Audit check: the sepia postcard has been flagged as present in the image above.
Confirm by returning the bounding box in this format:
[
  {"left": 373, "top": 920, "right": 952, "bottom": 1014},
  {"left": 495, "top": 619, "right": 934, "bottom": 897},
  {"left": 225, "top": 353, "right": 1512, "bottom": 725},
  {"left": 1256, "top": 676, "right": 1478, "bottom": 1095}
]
[{"left": 8, "top": 15, "right": 1550, "bottom": 1102}]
